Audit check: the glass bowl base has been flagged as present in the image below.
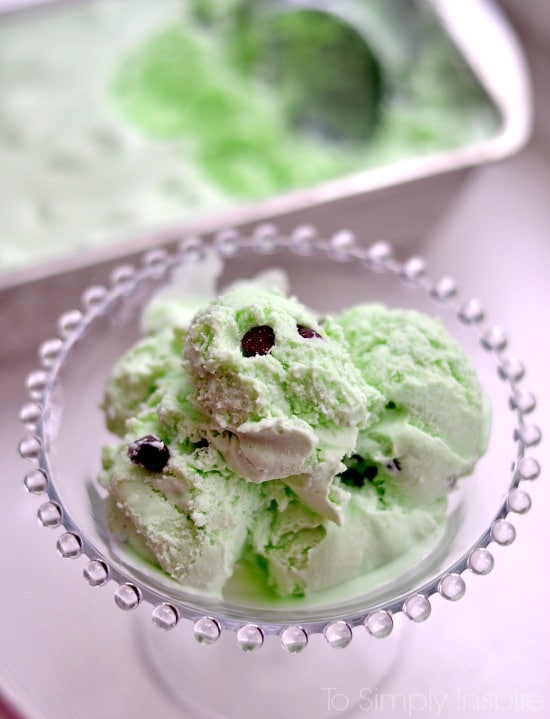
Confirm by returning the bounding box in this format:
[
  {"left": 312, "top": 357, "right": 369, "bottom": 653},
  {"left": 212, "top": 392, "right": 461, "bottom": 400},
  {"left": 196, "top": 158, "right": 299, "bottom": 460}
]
[{"left": 136, "top": 613, "right": 407, "bottom": 719}]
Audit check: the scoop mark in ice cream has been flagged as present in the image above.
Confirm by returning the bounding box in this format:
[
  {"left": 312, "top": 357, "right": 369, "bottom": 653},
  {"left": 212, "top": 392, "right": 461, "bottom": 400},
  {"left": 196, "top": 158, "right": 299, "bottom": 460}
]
[
  {"left": 127, "top": 435, "right": 170, "bottom": 472},
  {"left": 297, "top": 325, "right": 322, "bottom": 339},
  {"left": 241, "top": 325, "right": 276, "bottom": 356}
]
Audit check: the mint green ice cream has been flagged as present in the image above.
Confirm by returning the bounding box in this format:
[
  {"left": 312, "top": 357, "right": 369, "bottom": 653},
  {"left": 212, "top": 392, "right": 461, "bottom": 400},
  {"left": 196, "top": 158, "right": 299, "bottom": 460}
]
[
  {"left": 0, "top": 0, "right": 498, "bottom": 273},
  {"left": 184, "top": 287, "right": 382, "bottom": 523},
  {"left": 112, "top": 2, "right": 498, "bottom": 200},
  {"left": 338, "top": 304, "right": 491, "bottom": 505},
  {"left": 99, "top": 279, "right": 489, "bottom": 597}
]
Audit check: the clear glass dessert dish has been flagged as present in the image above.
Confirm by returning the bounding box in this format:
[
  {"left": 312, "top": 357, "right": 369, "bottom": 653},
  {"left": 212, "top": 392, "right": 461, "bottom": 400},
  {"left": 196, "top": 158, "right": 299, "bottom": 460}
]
[{"left": 18, "top": 225, "right": 541, "bottom": 718}]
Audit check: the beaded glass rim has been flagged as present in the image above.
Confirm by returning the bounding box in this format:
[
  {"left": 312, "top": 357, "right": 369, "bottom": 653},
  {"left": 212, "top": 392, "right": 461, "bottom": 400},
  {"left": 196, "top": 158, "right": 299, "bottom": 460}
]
[{"left": 18, "top": 224, "right": 541, "bottom": 653}]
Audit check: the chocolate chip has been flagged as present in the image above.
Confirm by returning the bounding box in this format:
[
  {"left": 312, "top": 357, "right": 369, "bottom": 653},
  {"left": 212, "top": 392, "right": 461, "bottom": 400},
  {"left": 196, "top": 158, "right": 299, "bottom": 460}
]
[
  {"left": 241, "top": 325, "right": 275, "bottom": 356},
  {"left": 297, "top": 325, "right": 322, "bottom": 339},
  {"left": 128, "top": 435, "right": 170, "bottom": 472},
  {"left": 340, "top": 454, "right": 378, "bottom": 488},
  {"left": 364, "top": 464, "right": 380, "bottom": 480}
]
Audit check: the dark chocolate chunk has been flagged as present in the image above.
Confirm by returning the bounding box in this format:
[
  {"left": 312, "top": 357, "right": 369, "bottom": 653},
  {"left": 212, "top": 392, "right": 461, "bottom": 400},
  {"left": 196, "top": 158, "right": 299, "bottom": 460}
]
[
  {"left": 364, "top": 464, "right": 380, "bottom": 480},
  {"left": 340, "top": 454, "right": 379, "bottom": 488},
  {"left": 128, "top": 435, "right": 170, "bottom": 472},
  {"left": 241, "top": 325, "right": 275, "bottom": 356},
  {"left": 385, "top": 401, "right": 396, "bottom": 410},
  {"left": 297, "top": 325, "right": 322, "bottom": 339}
]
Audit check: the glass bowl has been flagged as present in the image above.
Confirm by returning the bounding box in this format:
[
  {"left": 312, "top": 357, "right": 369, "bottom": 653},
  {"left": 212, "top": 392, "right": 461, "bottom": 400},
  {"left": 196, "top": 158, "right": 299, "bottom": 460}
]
[{"left": 18, "top": 225, "right": 541, "bottom": 715}]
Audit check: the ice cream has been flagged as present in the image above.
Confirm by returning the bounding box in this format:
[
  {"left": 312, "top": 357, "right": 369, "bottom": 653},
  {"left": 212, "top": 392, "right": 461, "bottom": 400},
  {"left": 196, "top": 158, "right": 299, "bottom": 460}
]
[
  {"left": 112, "top": 1, "right": 498, "bottom": 200},
  {"left": 338, "top": 304, "right": 490, "bottom": 506},
  {"left": 99, "top": 275, "right": 489, "bottom": 597},
  {"left": 0, "top": 0, "right": 498, "bottom": 273},
  {"left": 183, "top": 287, "right": 383, "bottom": 524}
]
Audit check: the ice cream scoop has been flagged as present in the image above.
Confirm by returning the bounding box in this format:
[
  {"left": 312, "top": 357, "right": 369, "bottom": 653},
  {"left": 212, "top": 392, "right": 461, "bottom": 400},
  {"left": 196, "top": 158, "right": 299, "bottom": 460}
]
[
  {"left": 336, "top": 303, "right": 490, "bottom": 505},
  {"left": 184, "top": 286, "right": 382, "bottom": 522}
]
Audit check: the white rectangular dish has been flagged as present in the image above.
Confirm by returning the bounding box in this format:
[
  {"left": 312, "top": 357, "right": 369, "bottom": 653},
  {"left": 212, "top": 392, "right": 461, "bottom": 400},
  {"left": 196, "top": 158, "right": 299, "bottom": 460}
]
[{"left": 0, "top": 0, "right": 531, "bottom": 301}]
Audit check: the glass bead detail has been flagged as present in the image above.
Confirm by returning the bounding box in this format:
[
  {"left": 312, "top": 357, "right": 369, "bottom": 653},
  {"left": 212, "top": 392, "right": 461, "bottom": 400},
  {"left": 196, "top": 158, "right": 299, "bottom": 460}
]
[
  {"left": 403, "top": 594, "right": 431, "bottom": 622},
  {"left": 18, "top": 436, "right": 41, "bottom": 460},
  {"left": 26, "top": 371, "right": 48, "bottom": 400},
  {"left": 280, "top": 626, "right": 308, "bottom": 653},
  {"left": 38, "top": 339, "right": 63, "bottom": 368},
  {"left": 252, "top": 223, "right": 279, "bottom": 254},
  {"left": 365, "top": 611, "right": 393, "bottom": 638},
  {"left": 328, "top": 230, "right": 355, "bottom": 262},
  {"left": 114, "top": 584, "right": 141, "bottom": 611},
  {"left": 401, "top": 256, "right": 427, "bottom": 284},
  {"left": 37, "top": 502, "right": 61, "bottom": 527},
  {"left": 507, "top": 489, "right": 531, "bottom": 514},
  {"left": 458, "top": 298, "right": 484, "bottom": 324},
  {"left": 481, "top": 326, "right": 507, "bottom": 352},
  {"left": 142, "top": 248, "right": 168, "bottom": 269},
  {"left": 517, "top": 457, "right": 540, "bottom": 480},
  {"left": 439, "top": 573, "right": 466, "bottom": 601},
  {"left": 193, "top": 617, "right": 221, "bottom": 645},
  {"left": 83, "top": 560, "right": 109, "bottom": 587},
  {"left": 178, "top": 236, "right": 207, "bottom": 262},
  {"left": 499, "top": 357, "right": 525, "bottom": 382},
  {"left": 468, "top": 548, "right": 494, "bottom": 575},
  {"left": 510, "top": 390, "right": 536, "bottom": 414},
  {"left": 516, "top": 425, "right": 541, "bottom": 447},
  {"left": 324, "top": 621, "right": 352, "bottom": 648},
  {"left": 57, "top": 310, "right": 83, "bottom": 338},
  {"left": 81, "top": 285, "right": 107, "bottom": 310},
  {"left": 57, "top": 532, "right": 82, "bottom": 559},
  {"left": 152, "top": 603, "right": 179, "bottom": 630},
  {"left": 363, "top": 241, "right": 392, "bottom": 272},
  {"left": 236, "top": 624, "right": 264, "bottom": 652},
  {"left": 214, "top": 229, "right": 240, "bottom": 257},
  {"left": 289, "top": 225, "right": 317, "bottom": 255},
  {"left": 19, "top": 402, "right": 42, "bottom": 430},
  {"left": 24, "top": 468, "right": 48, "bottom": 494},
  {"left": 431, "top": 275, "right": 457, "bottom": 302},
  {"left": 491, "top": 520, "right": 516, "bottom": 546},
  {"left": 110, "top": 264, "right": 136, "bottom": 287}
]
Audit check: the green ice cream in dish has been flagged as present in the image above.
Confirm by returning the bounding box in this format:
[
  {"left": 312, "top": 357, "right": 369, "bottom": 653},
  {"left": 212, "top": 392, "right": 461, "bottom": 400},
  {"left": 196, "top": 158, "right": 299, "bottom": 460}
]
[{"left": 99, "top": 271, "right": 489, "bottom": 598}]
